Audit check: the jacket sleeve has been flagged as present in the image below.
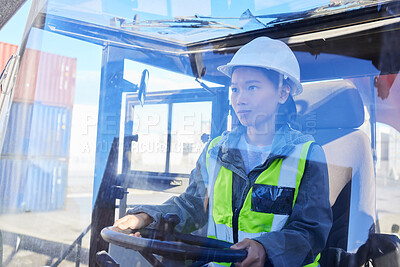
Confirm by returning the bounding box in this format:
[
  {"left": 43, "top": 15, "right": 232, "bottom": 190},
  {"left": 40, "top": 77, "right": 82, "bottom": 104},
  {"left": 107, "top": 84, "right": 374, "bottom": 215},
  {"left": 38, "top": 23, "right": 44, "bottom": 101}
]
[
  {"left": 126, "top": 143, "right": 210, "bottom": 234},
  {"left": 253, "top": 143, "right": 333, "bottom": 266}
]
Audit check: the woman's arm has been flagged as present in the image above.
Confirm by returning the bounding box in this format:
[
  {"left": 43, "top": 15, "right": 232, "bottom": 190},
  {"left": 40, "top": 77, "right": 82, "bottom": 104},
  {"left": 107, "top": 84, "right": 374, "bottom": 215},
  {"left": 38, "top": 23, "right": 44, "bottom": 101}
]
[{"left": 120, "top": 143, "right": 210, "bottom": 233}]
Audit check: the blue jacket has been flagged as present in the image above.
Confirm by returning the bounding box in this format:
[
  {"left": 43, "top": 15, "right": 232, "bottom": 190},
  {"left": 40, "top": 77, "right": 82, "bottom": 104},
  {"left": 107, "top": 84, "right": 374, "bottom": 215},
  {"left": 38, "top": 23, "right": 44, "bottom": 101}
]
[{"left": 128, "top": 124, "right": 333, "bottom": 266}]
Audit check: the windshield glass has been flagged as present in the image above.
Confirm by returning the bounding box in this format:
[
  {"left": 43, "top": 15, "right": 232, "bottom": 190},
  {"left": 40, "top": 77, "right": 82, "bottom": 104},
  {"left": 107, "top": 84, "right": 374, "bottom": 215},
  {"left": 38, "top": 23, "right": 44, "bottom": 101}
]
[
  {"left": 1, "top": 0, "right": 400, "bottom": 266},
  {"left": 42, "top": 0, "right": 389, "bottom": 44}
]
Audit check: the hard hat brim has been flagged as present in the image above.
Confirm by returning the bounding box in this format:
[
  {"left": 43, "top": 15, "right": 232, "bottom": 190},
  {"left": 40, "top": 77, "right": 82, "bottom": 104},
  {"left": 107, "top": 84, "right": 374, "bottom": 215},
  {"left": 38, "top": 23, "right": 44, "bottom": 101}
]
[{"left": 217, "top": 63, "right": 303, "bottom": 96}]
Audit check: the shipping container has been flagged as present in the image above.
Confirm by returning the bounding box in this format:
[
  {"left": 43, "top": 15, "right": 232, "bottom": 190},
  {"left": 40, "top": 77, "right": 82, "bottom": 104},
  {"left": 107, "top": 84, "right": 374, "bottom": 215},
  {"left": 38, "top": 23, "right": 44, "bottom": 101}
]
[
  {"left": 1, "top": 102, "right": 72, "bottom": 157},
  {"left": 22, "top": 158, "right": 68, "bottom": 212},
  {"left": 0, "top": 42, "right": 18, "bottom": 72},
  {"left": 0, "top": 158, "right": 28, "bottom": 213},
  {"left": 1, "top": 102, "right": 33, "bottom": 155},
  {"left": 0, "top": 157, "right": 68, "bottom": 213},
  {"left": 35, "top": 51, "right": 77, "bottom": 107},
  {"left": 12, "top": 48, "right": 77, "bottom": 106},
  {"left": 12, "top": 48, "right": 41, "bottom": 103},
  {"left": 28, "top": 103, "right": 72, "bottom": 157}
]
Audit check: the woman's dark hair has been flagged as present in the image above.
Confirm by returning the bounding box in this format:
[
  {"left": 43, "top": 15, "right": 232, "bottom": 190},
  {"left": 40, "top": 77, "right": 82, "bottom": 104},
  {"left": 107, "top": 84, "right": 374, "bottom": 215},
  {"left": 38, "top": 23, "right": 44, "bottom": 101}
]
[
  {"left": 259, "top": 68, "right": 297, "bottom": 130},
  {"left": 276, "top": 94, "right": 297, "bottom": 129}
]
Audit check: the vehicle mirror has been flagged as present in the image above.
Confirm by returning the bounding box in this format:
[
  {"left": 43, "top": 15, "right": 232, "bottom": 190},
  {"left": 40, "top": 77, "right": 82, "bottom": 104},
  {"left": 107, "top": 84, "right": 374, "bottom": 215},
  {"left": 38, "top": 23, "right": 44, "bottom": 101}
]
[
  {"left": 138, "top": 69, "right": 149, "bottom": 106},
  {"left": 200, "top": 67, "right": 207, "bottom": 78}
]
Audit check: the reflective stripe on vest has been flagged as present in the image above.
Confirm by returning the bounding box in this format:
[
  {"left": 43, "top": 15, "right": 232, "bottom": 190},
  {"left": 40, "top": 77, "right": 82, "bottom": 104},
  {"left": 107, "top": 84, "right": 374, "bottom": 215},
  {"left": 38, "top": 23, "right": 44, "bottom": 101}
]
[{"left": 206, "top": 138, "right": 319, "bottom": 266}]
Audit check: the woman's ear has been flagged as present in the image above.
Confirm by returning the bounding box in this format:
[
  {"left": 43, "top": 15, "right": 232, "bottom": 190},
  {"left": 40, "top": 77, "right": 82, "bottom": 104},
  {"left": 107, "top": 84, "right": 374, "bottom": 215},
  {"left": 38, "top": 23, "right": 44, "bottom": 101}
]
[{"left": 278, "top": 85, "right": 290, "bottom": 104}]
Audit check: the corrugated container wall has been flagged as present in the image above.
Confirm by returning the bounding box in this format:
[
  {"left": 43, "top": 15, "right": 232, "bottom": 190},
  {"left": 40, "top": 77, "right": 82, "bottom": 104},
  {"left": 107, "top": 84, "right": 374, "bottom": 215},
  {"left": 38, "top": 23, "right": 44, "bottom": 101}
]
[
  {"left": 0, "top": 42, "right": 18, "bottom": 72},
  {"left": 1, "top": 102, "right": 33, "bottom": 155},
  {"left": 0, "top": 159, "right": 28, "bottom": 213},
  {"left": 22, "top": 159, "right": 68, "bottom": 212},
  {"left": 2, "top": 102, "right": 72, "bottom": 157},
  {"left": 35, "top": 51, "right": 77, "bottom": 107},
  {"left": 0, "top": 158, "right": 67, "bottom": 213},
  {"left": 28, "top": 103, "right": 72, "bottom": 157},
  {"left": 13, "top": 49, "right": 40, "bottom": 103},
  {"left": 13, "top": 49, "right": 77, "bottom": 106}
]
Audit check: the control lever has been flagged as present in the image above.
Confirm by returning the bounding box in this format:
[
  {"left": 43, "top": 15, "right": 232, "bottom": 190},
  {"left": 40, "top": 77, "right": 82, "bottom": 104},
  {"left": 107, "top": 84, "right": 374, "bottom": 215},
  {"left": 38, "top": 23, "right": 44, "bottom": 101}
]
[{"left": 159, "top": 213, "right": 180, "bottom": 241}]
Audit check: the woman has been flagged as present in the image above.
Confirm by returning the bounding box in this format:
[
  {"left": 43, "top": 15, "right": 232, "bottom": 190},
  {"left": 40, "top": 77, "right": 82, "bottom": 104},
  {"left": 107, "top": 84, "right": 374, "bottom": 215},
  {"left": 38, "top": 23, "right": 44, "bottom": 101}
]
[{"left": 115, "top": 37, "right": 332, "bottom": 267}]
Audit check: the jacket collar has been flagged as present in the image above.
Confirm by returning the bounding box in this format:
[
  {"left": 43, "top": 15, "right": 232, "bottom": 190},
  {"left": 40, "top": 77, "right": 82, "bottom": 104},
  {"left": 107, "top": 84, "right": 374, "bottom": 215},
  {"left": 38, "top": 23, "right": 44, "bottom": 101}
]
[{"left": 209, "top": 123, "right": 314, "bottom": 168}]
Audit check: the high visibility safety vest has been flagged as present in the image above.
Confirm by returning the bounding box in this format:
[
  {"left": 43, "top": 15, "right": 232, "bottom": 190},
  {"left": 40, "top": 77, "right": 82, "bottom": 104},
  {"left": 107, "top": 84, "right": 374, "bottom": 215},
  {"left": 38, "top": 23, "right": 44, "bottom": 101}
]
[{"left": 206, "top": 137, "right": 320, "bottom": 267}]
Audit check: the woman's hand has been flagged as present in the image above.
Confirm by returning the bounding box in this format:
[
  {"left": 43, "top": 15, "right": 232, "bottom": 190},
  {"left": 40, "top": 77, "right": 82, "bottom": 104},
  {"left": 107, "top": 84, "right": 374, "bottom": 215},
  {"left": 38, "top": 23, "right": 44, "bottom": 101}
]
[
  {"left": 113, "top": 213, "right": 153, "bottom": 231},
  {"left": 231, "top": 238, "right": 266, "bottom": 267}
]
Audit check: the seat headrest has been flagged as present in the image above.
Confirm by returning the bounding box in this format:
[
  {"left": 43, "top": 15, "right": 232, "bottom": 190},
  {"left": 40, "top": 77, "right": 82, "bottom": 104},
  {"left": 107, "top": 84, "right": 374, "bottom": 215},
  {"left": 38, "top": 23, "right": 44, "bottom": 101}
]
[{"left": 294, "top": 80, "right": 365, "bottom": 130}]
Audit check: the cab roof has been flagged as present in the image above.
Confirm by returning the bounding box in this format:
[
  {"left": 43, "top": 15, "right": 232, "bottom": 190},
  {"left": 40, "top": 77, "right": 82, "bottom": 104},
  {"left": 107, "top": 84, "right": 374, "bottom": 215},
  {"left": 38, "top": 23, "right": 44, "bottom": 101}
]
[{"left": 23, "top": 0, "right": 400, "bottom": 83}]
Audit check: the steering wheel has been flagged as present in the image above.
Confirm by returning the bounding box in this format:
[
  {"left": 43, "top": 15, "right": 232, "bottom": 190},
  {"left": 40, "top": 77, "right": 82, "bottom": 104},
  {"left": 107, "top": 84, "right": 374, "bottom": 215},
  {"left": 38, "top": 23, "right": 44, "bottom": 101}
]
[{"left": 100, "top": 214, "right": 248, "bottom": 266}]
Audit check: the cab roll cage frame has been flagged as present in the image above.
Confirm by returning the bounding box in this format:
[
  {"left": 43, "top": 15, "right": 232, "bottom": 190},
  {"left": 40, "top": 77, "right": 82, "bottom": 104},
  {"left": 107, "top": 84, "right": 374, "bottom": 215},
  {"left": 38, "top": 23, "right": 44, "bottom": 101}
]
[{"left": 18, "top": 1, "right": 400, "bottom": 266}]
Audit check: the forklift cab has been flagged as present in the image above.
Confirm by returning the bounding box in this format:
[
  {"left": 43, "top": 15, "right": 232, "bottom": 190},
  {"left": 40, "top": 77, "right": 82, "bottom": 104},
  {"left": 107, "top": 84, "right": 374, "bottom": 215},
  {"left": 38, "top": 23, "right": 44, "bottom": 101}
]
[{"left": 0, "top": 0, "right": 400, "bottom": 266}]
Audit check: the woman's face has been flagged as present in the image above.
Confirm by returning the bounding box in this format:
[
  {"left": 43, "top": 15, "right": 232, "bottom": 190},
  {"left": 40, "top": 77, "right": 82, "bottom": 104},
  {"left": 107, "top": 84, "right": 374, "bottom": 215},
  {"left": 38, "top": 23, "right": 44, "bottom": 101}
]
[{"left": 230, "top": 67, "right": 287, "bottom": 130}]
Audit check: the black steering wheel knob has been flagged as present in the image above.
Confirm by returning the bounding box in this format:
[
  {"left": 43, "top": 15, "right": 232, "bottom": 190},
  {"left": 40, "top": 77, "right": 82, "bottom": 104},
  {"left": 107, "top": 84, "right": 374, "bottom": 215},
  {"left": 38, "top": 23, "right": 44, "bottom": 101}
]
[{"left": 160, "top": 213, "right": 181, "bottom": 241}]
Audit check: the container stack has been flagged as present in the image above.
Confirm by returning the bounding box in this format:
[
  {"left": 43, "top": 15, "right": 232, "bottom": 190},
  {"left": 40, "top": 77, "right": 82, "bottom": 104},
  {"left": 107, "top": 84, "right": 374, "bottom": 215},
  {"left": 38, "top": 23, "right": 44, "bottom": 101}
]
[{"left": 0, "top": 43, "right": 76, "bottom": 213}]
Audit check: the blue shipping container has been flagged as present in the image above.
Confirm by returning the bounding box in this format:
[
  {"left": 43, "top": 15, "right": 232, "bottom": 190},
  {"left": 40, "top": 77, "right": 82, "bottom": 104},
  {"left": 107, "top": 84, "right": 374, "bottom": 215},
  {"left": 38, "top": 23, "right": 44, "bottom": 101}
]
[
  {"left": 0, "top": 158, "right": 28, "bottom": 213},
  {"left": 29, "top": 103, "right": 72, "bottom": 157},
  {"left": 0, "top": 158, "right": 68, "bottom": 213},
  {"left": 1, "top": 102, "right": 72, "bottom": 157},
  {"left": 22, "top": 158, "right": 68, "bottom": 212},
  {"left": 1, "top": 102, "right": 33, "bottom": 155}
]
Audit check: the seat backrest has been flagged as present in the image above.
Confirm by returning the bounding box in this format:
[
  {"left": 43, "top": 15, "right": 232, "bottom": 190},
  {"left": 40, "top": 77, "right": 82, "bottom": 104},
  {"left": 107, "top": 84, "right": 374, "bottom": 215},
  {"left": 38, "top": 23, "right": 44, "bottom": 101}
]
[{"left": 294, "top": 80, "right": 375, "bottom": 252}]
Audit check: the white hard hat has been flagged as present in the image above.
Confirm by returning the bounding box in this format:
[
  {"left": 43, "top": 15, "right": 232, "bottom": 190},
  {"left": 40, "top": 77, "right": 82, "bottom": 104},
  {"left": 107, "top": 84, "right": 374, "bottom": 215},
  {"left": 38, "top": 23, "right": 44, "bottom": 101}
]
[{"left": 217, "top": 37, "right": 303, "bottom": 96}]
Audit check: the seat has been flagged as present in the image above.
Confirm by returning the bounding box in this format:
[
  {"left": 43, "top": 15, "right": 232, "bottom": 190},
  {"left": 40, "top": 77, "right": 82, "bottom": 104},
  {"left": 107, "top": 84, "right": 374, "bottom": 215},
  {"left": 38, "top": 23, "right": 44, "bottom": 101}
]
[{"left": 294, "top": 79, "right": 375, "bottom": 252}]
